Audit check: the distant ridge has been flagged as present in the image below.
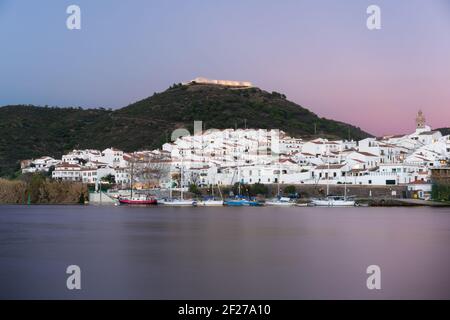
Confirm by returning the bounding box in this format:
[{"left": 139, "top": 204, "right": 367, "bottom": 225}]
[{"left": 0, "top": 83, "right": 371, "bottom": 177}]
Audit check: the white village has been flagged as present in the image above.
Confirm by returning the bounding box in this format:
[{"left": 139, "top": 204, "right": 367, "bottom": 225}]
[{"left": 20, "top": 107, "right": 450, "bottom": 206}]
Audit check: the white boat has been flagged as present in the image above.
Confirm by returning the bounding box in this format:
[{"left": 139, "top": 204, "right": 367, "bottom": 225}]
[
  {"left": 159, "top": 199, "right": 197, "bottom": 206},
  {"left": 265, "top": 197, "right": 295, "bottom": 206},
  {"left": 311, "top": 196, "right": 355, "bottom": 207},
  {"left": 197, "top": 180, "right": 224, "bottom": 206},
  {"left": 160, "top": 161, "right": 197, "bottom": 206},
  {"left": 197, "top": 199, "right": 224, "bottom": 206},
  {"left": 312, "top": 156, "right": 355, "bottom": 207}
]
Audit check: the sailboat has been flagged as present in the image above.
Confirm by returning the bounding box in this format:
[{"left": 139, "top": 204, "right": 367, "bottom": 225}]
[
  {"left": 197, "top": 197, "right": 224, "bottom": 206},
  {"left": 265, "top": 196, "right": 295, "bottom": 206},
  {"left": 311, "top": 156, "right": 355, "bottom": 207},
  {"left": 197, "top": 181, "right": 224, "bottom": 206},
  {"left": 118, "top": 160, "right": 157, "bottom": 205},
  {"left": 223, "top": 166, "right": 263, "bottom": 207},
  {"left": 311, "top": 195, "right": 355, "bottom": 207},
  {"left": 118, "top": 194, "right": 158, "bottom": 205},
  {"left": 265, "top": 163, "right": 295, "bottom": 206},
  {"left": 159, "top": 163, "right": 197, "bottom": 206}
]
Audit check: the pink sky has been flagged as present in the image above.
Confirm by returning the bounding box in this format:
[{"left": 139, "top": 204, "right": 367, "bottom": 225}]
[{"left": 1, "top": 1, "right": 449, "bottom": 136}]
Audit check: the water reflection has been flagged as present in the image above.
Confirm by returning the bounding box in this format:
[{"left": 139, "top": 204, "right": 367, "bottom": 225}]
[{"left": 0, "top": 205, "right": 449, "bottom": 299}]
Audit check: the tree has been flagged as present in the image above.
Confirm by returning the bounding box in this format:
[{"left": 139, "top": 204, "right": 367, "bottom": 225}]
[
  {"left": 45, "top": 165, "right": 55, "bottom": 178},
  {"left": 188, "top": 183, "right": 201, "bottom": 196},
  {"left": 283, "top": 185, "right": 296, "bottom": 195},
  {"left": 101, "top": 174, "right": 115, "bottom": 184},
  {"left": 432, "top": 183, "right": 450, "bottom": 202},
  {"left": 188, "top": 171, "right": 201, "bottom": 187},
  {"left": 28, "top": 173, "right": 46, "bottom": 203},
  {"left": 134, "top": 155, "right": 171, "bottom": 187},
  {"left": 231, "top": 182, "right": 250, "bottom": 196},
  {"left": 250, "top": 183, "right": 268, "bottom": 196}
]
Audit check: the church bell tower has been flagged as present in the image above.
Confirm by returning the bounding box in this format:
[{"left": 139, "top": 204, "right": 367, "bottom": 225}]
[{"left": 416, "top": 110, "right": 426, "bottom": 129}]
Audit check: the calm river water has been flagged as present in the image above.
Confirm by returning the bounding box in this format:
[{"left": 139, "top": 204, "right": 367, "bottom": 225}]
[{"left": 0, "top": 205, "right": 449, "bottom": 299}]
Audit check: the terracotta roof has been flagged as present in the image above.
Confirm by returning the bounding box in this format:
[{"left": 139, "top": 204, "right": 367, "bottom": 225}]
[{"left": 407, "top": 180, "right": 430, "bottom": 185}]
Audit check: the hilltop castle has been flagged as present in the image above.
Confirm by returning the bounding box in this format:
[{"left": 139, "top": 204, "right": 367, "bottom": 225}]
[{"left": 186, "top": 77, "right": 252, "bottom": 88}]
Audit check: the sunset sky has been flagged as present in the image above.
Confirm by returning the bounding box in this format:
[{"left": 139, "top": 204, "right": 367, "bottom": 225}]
[{"left": 1, "top": 0, "right": 449, "bottom": 136}]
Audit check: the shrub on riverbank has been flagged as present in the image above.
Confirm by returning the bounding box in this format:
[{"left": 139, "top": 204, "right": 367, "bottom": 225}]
[
  {"left": 0, "top": 179, "right": 27, "bottom": 203},
  {"left": 0, "top": 175, "right": 88, "bottom": 204},
  {"left": 432, "top": 183, "right": 450, "bottom": 202}
]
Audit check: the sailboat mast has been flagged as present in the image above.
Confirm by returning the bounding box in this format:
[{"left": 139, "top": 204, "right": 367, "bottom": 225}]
[
  {"left": 237, "top": 167, "right": 241, "bottom": 196},
  {"left": 130, "top": 160, "right": 134, "bottom": 199},
  {"left": 180, "top": 164, "right": 183, "bottom": 200},
  {"left": 278, "top": 161, "right": 281, "bottom": 196},
  {"left": 344, "top": 168, "right": 347, "bottom": 199},
  {"left": 326, "top": 154, "right": 330, "bottom": 196}
]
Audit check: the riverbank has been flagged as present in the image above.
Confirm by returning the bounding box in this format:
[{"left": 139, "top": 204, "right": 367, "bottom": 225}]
[
  {"left": 2, "top": 178, "right": 449, "bottom": 207},
  {"left": 86, "top": 189, "right": 450, "bottom": 207},
  {"left": 0, "top": 178, "right": 88, "bottom": 205},
  {"left": 356, "top": 198, "right": 450, "bottom": 207}
]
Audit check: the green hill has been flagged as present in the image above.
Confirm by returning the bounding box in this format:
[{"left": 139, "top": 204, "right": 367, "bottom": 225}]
[{"left": 0, "top": 83, "right": 371, "bottom": 177}]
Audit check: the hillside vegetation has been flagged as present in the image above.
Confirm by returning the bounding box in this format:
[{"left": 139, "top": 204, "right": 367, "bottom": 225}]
[{"left": 0, "top": 83, "right": 371, "bottom": 177}]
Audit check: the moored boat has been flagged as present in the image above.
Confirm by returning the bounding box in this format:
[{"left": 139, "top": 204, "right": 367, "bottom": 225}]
[
  {"left": 224, "top": 197, "right": 263, "bottom": 207},
  {"left": 197, "top": 199, "right": 224, "bottom": 206},
  {"left": 159, "top": 199, "right": 197, "bottom": 206},
  {"left": 311, "top": 195, "right": 355, "bottom": 207},
  {"left": 118, "top": 194, "right": 157, "bottom": 205},
  {"left": 265, "top": 196, "right": 295, "bottom": 206}
]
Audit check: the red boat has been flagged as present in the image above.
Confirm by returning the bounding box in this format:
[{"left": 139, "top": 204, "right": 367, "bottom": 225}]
[{"left": 118, "top": 194, "right": 157, "bottom": 205}]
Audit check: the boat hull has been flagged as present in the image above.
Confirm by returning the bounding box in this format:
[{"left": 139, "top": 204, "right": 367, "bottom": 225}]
[
  {"left": 118, "top": 199, "right": 157, "bottom": 205},
  {"left": 265, "top": 201, "right": 295, "bottom": 207},
  {"left": 197, "top": 200, "right": 224, "bottom": 206},
  {"left": 159, "top": 200, "right": 197, "bottom": 206},
  {"left": 224, "top": 200, "right": 263, "bottom": 207},
  {"left": 311, "top": 199, "right": 355, "bottom": 207}
]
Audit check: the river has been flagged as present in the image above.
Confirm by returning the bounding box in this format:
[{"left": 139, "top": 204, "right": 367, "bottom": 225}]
[{"left": 0, "top": 205, "right": 449, "bottom": 299}]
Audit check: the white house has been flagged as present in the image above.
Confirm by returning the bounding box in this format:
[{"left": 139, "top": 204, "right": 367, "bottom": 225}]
[
  {"left": 345, "top": 151, "right": 379, "bottom": 170},
  {"left": 311, "top": 164, "right": 348, "bottom": 182},
  {"left": 21, "top": 156, "right": 59, "bottom": 173},
  {"left": 52, "top": 163, "right": 82, "bottom": 181},
  {"left": 406, "top": 180, "right": 432, "bottom": 200}
]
